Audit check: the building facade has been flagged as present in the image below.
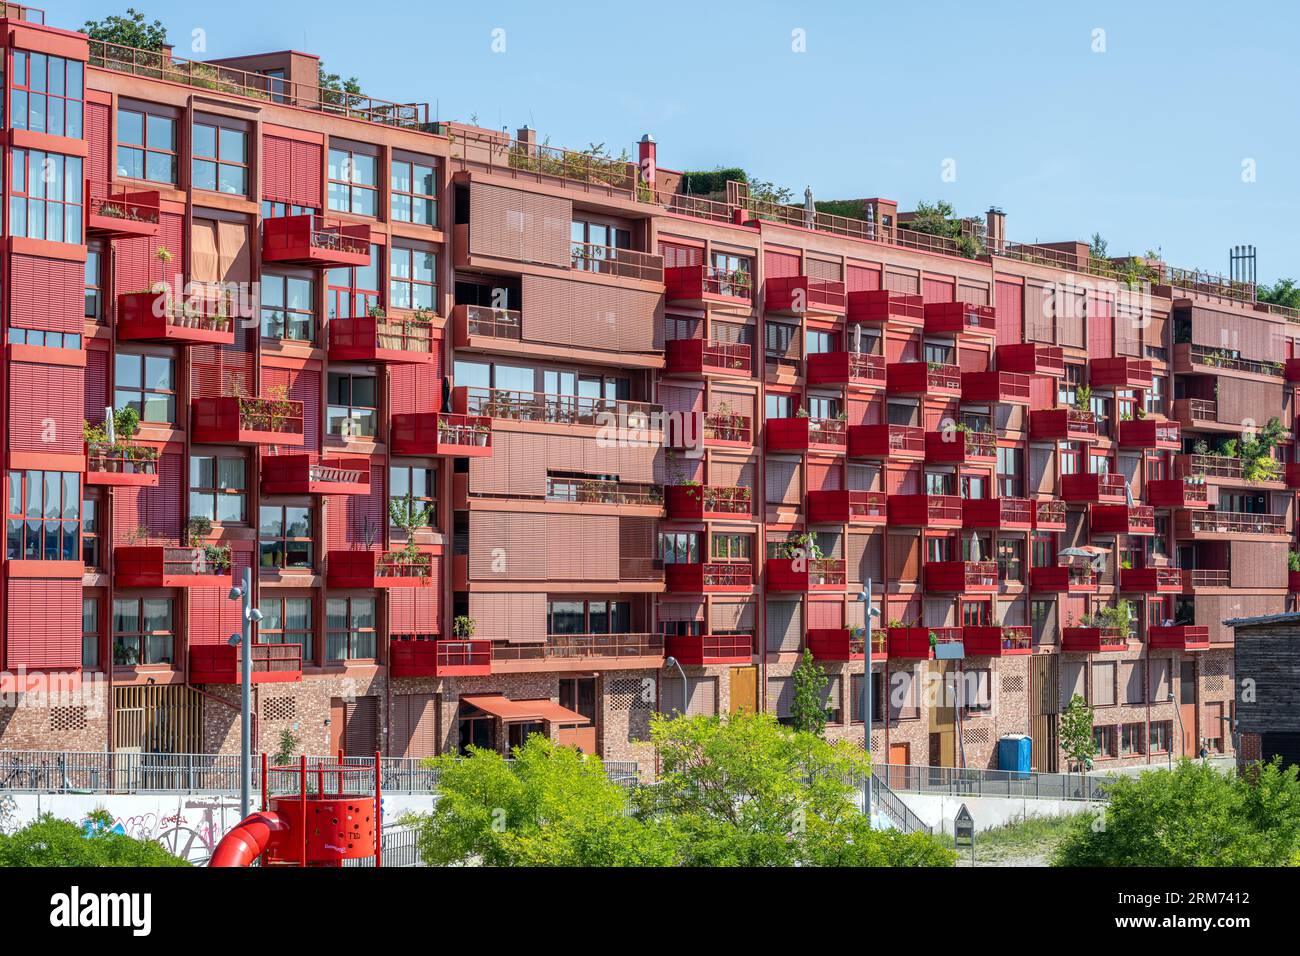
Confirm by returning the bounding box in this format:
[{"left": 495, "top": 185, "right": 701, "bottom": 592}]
[{"left": 0, "top": 2, "right": 1291, "bottom": 775}]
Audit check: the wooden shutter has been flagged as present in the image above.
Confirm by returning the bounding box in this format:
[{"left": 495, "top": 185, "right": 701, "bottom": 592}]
[
  {"left": 391, "top": 693, "right": 438, "bottom": 758},
  {"left": 344, "top": 695, "right": 379, "bottom": 757},
  {"left": 764, "top": 599, "right": 802, "bottom": 653}
]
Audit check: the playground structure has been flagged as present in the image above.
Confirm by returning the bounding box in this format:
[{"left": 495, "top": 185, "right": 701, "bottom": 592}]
[{"left": 209, "top": 753, "right": 382, "bottom": 867}]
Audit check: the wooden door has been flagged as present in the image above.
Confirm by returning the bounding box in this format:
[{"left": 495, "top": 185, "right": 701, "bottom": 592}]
[
  {"left": 328, "top": 698, "right": 347, "bottom": 755},
  {"left": 886, "top": 742, "right": 910, "bottom": 790},
  {"left": 729, "top": 665, "right": 757, "bottom": 714},
  {"left": 1179, "top": 660, "right": 1198, "bottom": 757}
]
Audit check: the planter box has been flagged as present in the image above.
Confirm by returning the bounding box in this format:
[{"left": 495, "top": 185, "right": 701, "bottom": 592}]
[{"left": 326, "top": 550, "right": 433, "bottom": 588}]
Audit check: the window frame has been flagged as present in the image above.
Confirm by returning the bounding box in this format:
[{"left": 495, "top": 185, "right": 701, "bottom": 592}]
[
  {"left": 115, "top": 103, "right": 178, "bottom": 185},
  {"left": 327, "top": 371, "right": 380, "bottom": 440},
  {"left": 327, "top": 144, "right": 379, "bottom": 217},
  {"left": 9, "top": 147, "right": 84, "bottom": 244},
  {"left": 6, "top": 469, "right": 80, "bottom": 561},
  {"left": 258, "top": 503, "right": 314, "bottom": 570},
  {"left": 259, "top": 595, "right": 315, "bottom": 663},
  {"left": 112, "top": 595, "right": 175, "bottom": 666},
  {"left": 390, "top": 156, "right": 438, "bottom": 226},
  {"left": 10, "top": 50, "right": 84, "bottom": 138},
  {"left": 260, "top": 271, "right": 316, "bottom": 342},
  {"left": 114, "top": 352, "right": 176, "bottom": 424},
  {"left": 388, "top": 245, "right": 437, "bottom": 313},
  {"left": 326, "top": 596, "right": 377, "bottom": 661},
  {"left": 189, "top": 453, "right": 248, "bottom": 525},
  {"left": 191, "top": 117, "right": 249, "bottom": 196}
]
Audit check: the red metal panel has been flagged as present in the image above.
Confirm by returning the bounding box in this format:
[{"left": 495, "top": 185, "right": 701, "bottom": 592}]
[
  {"left": 390, "top": 360, "right": 443, "bottom": 415},
  {"left": 1087, "top": 291, "right": 1114, "bottom": 358},
  {"left": 764, "top": 249, "right": 801, "bottom": 279},
  {"left": 995, "top": 280, "right": 1024, "bottom": 346},
  {"left": 86, "top": 100, "right": 111, "bottom": 187},
  {"left": 187, "top": 587, "right": 241, "bottom": 648},
  {"left": 114, "top": 210, "right": 186, "bottom": 296},
  {"left": 6, "top": 579, "right": 82, "bottom": 669},
  {"left": 84, "top": 346, "right": 109, "bottom": 423},
  {"left": 845, "top": 263, "right": 881, "bottom": 292},
  {"left": 264, "top": 366, "right": 323, "bottom": 452},
  {"left": 8, "top": 363, "right": 84, "bottom": 454},
  {"left": 388, "top": 566, "right": 443, "bottom": 635},
  {"left": 113, "top": 452, "right": 183, "bottom": 544},
  {"left": 10, "top": 255, "right": 84, "bottom": 334},
  {"left": 326, "top": 463, "right": 385, "bottom": 552},
  {"left": 921, "top": 276, "right": 955, "bottom": 304}
]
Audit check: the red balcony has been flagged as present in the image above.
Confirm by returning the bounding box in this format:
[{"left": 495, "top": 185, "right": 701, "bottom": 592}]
[
  {"left": 664, "top": 562, "right": 752, "bottom": 593},
  {"left": 1090, "top": 504, "right": 1156, "bottom": 536},
  {"left": 925, "top": 560, "right": 998, "bottom": 593},
  {"left": 923, "top": 301, "right": 996, "bottom": 336},
  {"left": 1030, "top": 566, "right": 1099, "bottom": 593},
  {"left": 846, "top": 289, "right": 923, "bottom": 325},
  {"left": 847, "top": 423, "right": 924, "bottom": 460},
  {"left": 805, "top": 351, "right": 887, "bottom": 388},
  {"left": 1089, "top": 357, "right": 1153, "bottom": 390},
  {"left": 1061, "top": 627, "right": 1128, "bottom": 653},
  {"left": 1060, "top": 472, "right": 1127, "bottom": 503},
  {"left": 766, "top": 558, "right": 847, "bottom": 592},
  {"left": 664, "top": 264, "right": 753, "bottom": 307},
  {"left": 887, "top": 361, "right": 962, "bottom": 397},
  {"left": 390, "top": 412, "right": 493, "bottom": 457},
  {"left": 86, "top": 181, "right": 161, "bottom": 240},
  {"left": 663, "top": 484, "right": 752, "bottom": 521},
  {"left": 806, "top": 490, "right": 887, "bottom": 525},
  {"left": 887, "top": 494, "right": 963, "bottom": 528},
  {"left": 963, "top": 497, "right": 1034, "bottom": 530},
  {"left": 807, "top": 628, "right": 887, "bottom": 663},
  {"left": 963, "top": 626, "right": 1033, "bottom": 657},
  {"left": 191, "top": 396, "right": 304, "bottom": 447},
  {"left": 703, "top": 411, "right": 753, "bottom": 447},
  {"left": 925, "top": 429, "right": 997, "bottom": 465},
  {"left": 1028, "top": 408, "right": 1098, "bottom": 442},
  {"left": 664, "top": 339, "right": 752, "bottom": 378},
  {"left": 84, "top": 443, "right": 159, "bottom": 488},
  {"left": 765, "top": 417, "right": 847, "bottom": 454},
  {"left": 887, "top": 627, "right": 964, "bottom": 659},
  {"left": 961, "top": 371, "right": 1032, "bottom": 405},
  {"left": 327, "top": 315, "right": 436, "bottom": 365},
  {"left": 1118, "top": 418, "right": 1181, "bottom": 450},
  {"left": 189, "top": 643, "right": 302, "bottom": 685},
  {"left": 1287, "top": 463, "right": 1300, "bottom": 490},
  {"left": 115, "top": 291, "right": 237, "bottom": 346},
  {"left": 326, "top": 550, "right": 434, "bottom": 588},
  {"left": 1147, "top": 626, "right": 1210, "bottom": 652},
  {"left": 1119, "top": 567, "right": 1184, "bottom": 593},
  {"left": 764, "top": 276, "right": 846, "bottom": 316},
  {"left": 1287, "top": 358, "right": 1300, "bottom": 383},
  {"left": 390, "top": 639, "right": 493, "bottom": 677},
  {"left": 1147, "top": 478, "right": 1210, "bottom": 509},
  {"left": 261, "top": 214, "right": 371, "bottom": 267},
  {"left": 1033, "top": 499, "right": 1067, "bottom": 531},
  {"left": 996, "top": 343, "right": 1065, "bottom": 377},
  {"left": 1174, "top": 510, "right": 1288, "bottom": 539},
  {"left": 114, "top": 546, "right": 232, "bottom": 588},
  {"left": 261, "top": 455, "right": 372, "bottom": 496},
  {"left": 665, "top": 633, "right": 753, "bottom": 666}
]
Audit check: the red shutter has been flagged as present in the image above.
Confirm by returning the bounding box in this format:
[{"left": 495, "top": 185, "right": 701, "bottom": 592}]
[
  {"left": 86, "top": 101, "right": 111, "bottom": 187},
  {"left": 114, "top": 451, "right": 183, "bottom": 544},
  {"left": 10, "top": 255, "right": 83, "bottom": 333},
  {"left": 85, "top": 346, "right": 108, "bottom": 422},
  {"left": 846, "top": 263, "right": 881, "bottom": 292},
  {"left": 8, "top": 363, "right": 83, "bottom": 454},
  {"left": 389, "top": 362, "right": 441, "bottom": 415},
  {"left": 388, "top": 565, "right": 442, "bottom": 635},
  {"left": 327, "top": 463, "right": 385, "bottom": 551},
  {"left": 187, "top": 587, "right": 241, "bottom": 648},
  {"left": 6, "top": 579, "right": 82, "bottom": 669},
  {"left": 658, "top": 241, "right": 702, "bottom": 269},
  {"left": 764, "top": 250, "right": 801, "bottom": 279},
  {"left": 922, "top": 276, "right": 955, "bottom": 304},
  {"left": 995, "top": 280, "right": 1024, "bottom": 347}
]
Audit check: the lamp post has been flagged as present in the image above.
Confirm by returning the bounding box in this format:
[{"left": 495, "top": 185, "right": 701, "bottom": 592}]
[
  {"left": 664, "top": 655, "right": 689, "bottom": 717},
  {"left": 857, "top": 579, "right": 880, "bottom": 826},
  {"left": 228, "top": 566, "right": 263, "bottom": 818}
]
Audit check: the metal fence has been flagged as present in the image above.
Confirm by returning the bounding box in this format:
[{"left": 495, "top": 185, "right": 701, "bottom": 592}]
[
  {"left": 868, "top": 772, "right": 933, "bottom": 834},
  {"left": 875, "top": 763, "right": 1112, "bottom": 802},
  {"left": 343, "top": 824, "right": 425, "bottom": 868}
]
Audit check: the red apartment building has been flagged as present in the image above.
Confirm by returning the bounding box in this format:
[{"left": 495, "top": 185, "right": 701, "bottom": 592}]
[{"left": 0, "top": 2, "right": 1291, "bottom": 774}]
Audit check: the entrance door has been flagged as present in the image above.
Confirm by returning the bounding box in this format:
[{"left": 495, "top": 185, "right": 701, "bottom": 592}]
[
  {"left": 1179, "top": 660, "right": 1198, "bottom": 757},
  {"left": 887, "top": 742, "right": 910, "bottom": 790},
  {"left": 329, "top": 698, "right": 347, "bottom": 755},
  {"left": 729, "top": 665, "right": 757, "bottom": 713}
]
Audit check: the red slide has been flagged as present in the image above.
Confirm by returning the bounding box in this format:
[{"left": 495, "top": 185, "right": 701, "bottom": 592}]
[{"left": 208, "top": 811, "right": 288, "bottom": 867}]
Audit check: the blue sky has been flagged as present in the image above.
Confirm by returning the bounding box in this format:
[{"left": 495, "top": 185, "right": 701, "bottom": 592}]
[{"left": 63, "top": 0, "right": 1300, "bottom": 283}]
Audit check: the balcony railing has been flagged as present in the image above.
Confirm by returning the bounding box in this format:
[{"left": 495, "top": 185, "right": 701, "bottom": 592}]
[
  {"left": 546, "top": 477, "right": 662, "bottom": 507},
  {"left": 0, "top": 4, "right": 44, "bottom": 23},
  {"left": 1182, "top": 511, "right": 1286, "bottom": 535},
  {"left": 491, "top": 634, "right": 665, "bottom": 662},
  {"left": 89, "top": 40, "right": 436, "bottom": 130},
  {"left": 664, "top": 633, "right": 754, "bottom": 665},
  {"left": 1034, "top": 499, "right": 1067, "bottom": 529},
  {"left": 459, "top": 305, "right": 522, "bottom": 340},
  {"left": 452, "top": 132, "right": 640, "bottom": 199},
  {"left": 664, "top": 484, "right": 751, "bottom": 519},
  {"left": 262, "top": 214, "right": 371, "bottom": 265},
  {"left": 460, "top": 387, "right": 660, "bottom": 427},
  {"left": 1183, "top": 344, "right": 1284, "bottom": 378},
  {"left": 1174, "top": 454, "right": 1245, "bottom": 482},
  {"left": 663, "top": 264, "right": 753, "bottom": 303},
  {"left": 665, "top": 339, "right": 752, "bottom": 376},
  {"left": 85, "top": 443, "right": 159, "bottom": 486},
  {"left": 1184, "top": 569, "right": 1229, "bottom": 588},
  {"left": 570, "top": 242, "right": 664, "bottom": 283},
  {"left": 704, "top": 412, "right": 753, "bottom": 445},
  {"left": 328, "top": 315, "right": 434, "bottom": 362},
  {"left": 1179, "top": 398, "right": 1218, "bottom": 422}
]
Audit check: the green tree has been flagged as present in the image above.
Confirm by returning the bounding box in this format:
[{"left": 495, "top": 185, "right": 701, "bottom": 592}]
[
  {"left": 789, "top": 648, "right": 830, "bottom": 736},
  {"left": 1060, "top": 693, "right": 1097, "bottom": 775},
  {"left": 1089, "top": 232, "right": 1109, "bottom": 260},
  {"left": 0, "top": 814, "right": 188, "bottom": 866},
  {"left": 1257, "top": 278, "right": 1300, "bottom": 310},
  {"left": 82, "top": 8, "right": 169, "bottom": 49},
  {"left": 318, "top": 65, "right": 362, "bottom": 102},
  {"left": 1054, "top": 759, "right": 1300, "bottom": 866}
]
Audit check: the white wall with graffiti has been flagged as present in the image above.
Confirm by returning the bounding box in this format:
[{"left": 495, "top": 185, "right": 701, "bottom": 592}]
[{"left": 0, "top": 791, "right": 437, "bottom": 864}]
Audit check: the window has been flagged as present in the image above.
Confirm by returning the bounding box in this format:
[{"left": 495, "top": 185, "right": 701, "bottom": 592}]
[
  {"left": 259, "top": 505, "right": 313, "bottom": 569},
  {"left": 11, "top": 51, "right": 83, "bottom": 137},
  {"left": 659, "top": 532, "right": 699, "bottom": 564},
  {"left": 925, "top": 471, "right": 955, "bottom": 495},
  {"left": 81, "top": 496, "right": 100, "bottom": 568},
  {"left": 765, "top": 393, "right": 795, "bottom": 420},
  {"left": 546, "top": 600, "right": 631, "bottom": 635},
  {"left": 710, "top": 532, "right": 752, "bottom": 562},
  {"left": 851, "top": 672, "right": 886, "bottom": 723},
  {"left": 327, "top": 244, "right": 381, "bottom": 318},
  {"left": 997, "top": 446, "right": 1023, "bottom": 497},
  {"left": 116, "top": 108, "right": 176, "bottom": 184},
  {"left": 964, "top": 668, "right": 993, "bottom": 713},
  {"left": 6, "top": 470, "right": 80, "bottom": 560},
  {"left": 388, "top": 246, "right": 436, "bottom": 312},
  {"left": 1120, "top": 722, "right": 1144, "bottom": 756},
  {"left": 1059, "top": 364, "right": 1084, "bottom": 407},
  {"left": 805, "top": 329, "right": 837, "bottom": 355},
  {"left": 1091, "top": 661, "right": 1117, "bottom": 707},
  {"left": 85, "top": 248, "right": 102, "bottom": 320},
  {"left": 10, "top": 149, "right": 83, "bottom": 243},
  {"left": 559, "top": 677, "right": 597, "bottom": 723},
  {"left": 1149, "top": 720, "right": 1172, "bottom": 753},
  {"left": 260, "top": 597, "right": 314, "bottom": 661},
  {"left": 1090, "top": 394, "right": 1110, "bottom": 438},
  {"left": 189, "top": 455, "right": 247, "bottom": 523},
  {"left": 710, "top": 252, "right": 751, "bottom": 297},
  {"left": 390, "top": 465, "right": 436, "bottom": 528},
  {"left": 260, "top": 273, "right": 315, "bottom": 341},
  {"left": 996, "top": 537, "right": 1023, "bottom": 583},
  {"left": 328, "top": 147, "right": 378, "bottom": 216},
  {"left": 192, "top": 121, "right": 247, "bottom": 195},
  {"left": 7, "top": 326, "right": 80, "bottom": 349},
  {"left": 74, "top": 596, "right": 100, "bottom": 671},
  {"left": 391, "top": 158, "right": 438, "bottom": 225},
  {"left": 327, "top": 372, "right": 379, "bottom": 439},
  {"left": 765, "top": 322, "right": 799, "bottom": 362},
  {"left": 807, "top": 396, "right": 840, "bottom": 420},
  {"left": 326, "top": 597, "right": 376, "bottom": 660},
  {"left": 262, "top": 200, "right": 315, "bottom": 219},
  {"left": 115, "top": 354, "right": 175, "bottom": 424},
  {"left": 1146, "top": 376, "right": 1166, "bottom": 415},
  {"left": 1059, "top": 443, "right": 1081, "bottom": 476},
  {"left": 1030, "top": 598, "right": 1055, "bottom": 646},
  {"left": 112, "top": 596, "right": 174, "bottom": 666},
  {"left": 923, "top": 341, "right": 954, "bottom": 365},
  {"left": 960, "top": 474, "right": 986, "bottom": 499},
  {"left": 1092, "top": 725, "right": 1117, "bottom": 758}
]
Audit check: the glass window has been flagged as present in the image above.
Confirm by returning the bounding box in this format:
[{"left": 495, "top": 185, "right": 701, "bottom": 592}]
[
  {"left": 326, "top": 597, "right": 376, "bottom": 660},
  {"left": 260, "top": 597, "right": 314, "bottom": 661},
  {"left": 5, "top": 470, "right": 79, "bottom": 561},
  {"left": 260, "top": 273, "right": 315, "bottom": 341},
  {"left": 85, "top": 247, "right": 102, "bottom": 320},
  {"left": 262, "top": 200, "right": 316, "bottom": 219},
  {"left": 327, "top": 244, "right": 381, "bottom": 319},
  {"left": 117, "top": 108, "right": 177, "bottom": 184},
  {"left": 114, "top": 353, "right": 175, "bottom": 423},
  {"left": 659, "top": 532, "right": 699, "bottom": 564},
  {"left": 388, "top": 246, "right": 436, "bottom": 312},
  {"left": 82, "top": 596, "right": 100, "bottom": 669},
  {"left": 10, "top": 148, "right": 83, "bottom": 244},
  {"left": 189, "top": 455, "right": 247, "bottom": 523},
  {"left": 112, "top": 596, "right": 174, "bottom": 665},
  {"left": 390, "top": 465, "right": 437, "bottom": 528},
  {"left": 192, "top": 121, "right": 247, "bottom": 195},
  {"left": 11, "top": 51, "right": 83, "bottom": 137},
  {"left": 391, "top": 158, "right": 437, "bottom": 225},
  {"left": 328, "top": 147, "right": 377, "bottom": 216},
  {"left": 327, "top": 373, "right": 378, "bottom": 439},
  {"left": 81, "top": 495, "right": 99, "bottom": 568},
  {"left": 259, "top": 504, "right": 313, "bottom": 569}
]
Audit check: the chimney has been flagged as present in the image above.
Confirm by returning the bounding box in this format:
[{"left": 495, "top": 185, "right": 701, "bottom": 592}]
[
  {"left": 638, "top": 133, "right": 657, "bottom": 193},
  {"left": 516, "top": 125, "right": 536, "bottom": 149},
  {"left": 986, "top": 207, "right": 1006, "bottom": 253}
]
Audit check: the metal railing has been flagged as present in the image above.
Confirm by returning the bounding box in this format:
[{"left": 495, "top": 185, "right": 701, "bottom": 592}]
[
  {"left": 546, "top": 477, "right": 663, "bottom": 506},
  {"left": 1186, "top": 510, "right": 1286, "bottom": 535},
  {"left": 343, "top": 823, "right": 424, "bottom": 867},
  {"left": 875, "top": 763, "right": 1113, "bottom": 802},
  {"left": 461, "top": 305, "right": 522, "bottom": 340},
  {"left": 461, "top": 386, "right": 661, "bottom": 427},
  {"left": 1184, "top": 344, "right": 1283, "bottom": 378},
  {"left": 1185, "top": 568, "right": 1229, "bottom": 588},
  {"left": 868, "top": 772, "right": 933, "bottom": 834},
  {"left": 492, "top": 633, "right": 665, "bottom": 662},
  {"left": 570, "top": 242, "right": 664, "bottom": 282}
]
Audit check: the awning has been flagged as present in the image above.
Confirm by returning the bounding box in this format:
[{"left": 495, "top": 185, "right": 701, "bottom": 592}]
[{"left": 461, "top": 695, "right": 591, "bottom": 726}]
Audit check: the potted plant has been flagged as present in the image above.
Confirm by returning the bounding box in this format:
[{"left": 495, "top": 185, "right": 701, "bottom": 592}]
[{"left": 452, "top": 615, "right": 476, "bottom": 638}]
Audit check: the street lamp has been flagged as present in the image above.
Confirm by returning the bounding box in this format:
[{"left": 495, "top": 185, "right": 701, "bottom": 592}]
[
  {"left": 857, "top": 579, "right": 881, "bottom": 826},
  {"left": 664, "top": 655, "right": 689, "bottom": 717},
  {"left": 228, "top": 567, "right": 262, "bottom": 818}
]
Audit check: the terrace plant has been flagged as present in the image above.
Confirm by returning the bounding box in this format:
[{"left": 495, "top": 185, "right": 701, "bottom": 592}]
[
  {"left": 452, "top": 615, "right": 476, "bottom": 638},
  {"left": 1290, "top": 550, "right": 1300, "bottom": 574}
]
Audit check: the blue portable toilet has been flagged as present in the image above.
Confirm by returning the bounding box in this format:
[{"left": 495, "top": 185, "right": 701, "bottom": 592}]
[{"left": 998, "top": 734, "right": 1032, "bottom": 778}]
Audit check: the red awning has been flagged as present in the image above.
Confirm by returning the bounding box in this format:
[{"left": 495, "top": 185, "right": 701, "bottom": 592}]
[{"left": 461, "top": 695, "right": 591, "bottom": 726}]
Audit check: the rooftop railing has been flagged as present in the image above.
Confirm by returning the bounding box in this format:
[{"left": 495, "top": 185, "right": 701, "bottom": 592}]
[
  {"left": 492, "top": 633, "right": 665, "bottom": 662},
  {"left": 461, "top": 386, "right": 660, "bottom": 427}
]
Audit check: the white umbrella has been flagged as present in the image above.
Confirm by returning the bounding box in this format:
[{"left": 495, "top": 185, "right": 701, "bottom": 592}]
[
  {"left": 104, "top": 405, "right": 116, "bottom": 445},
  {"left": 1125, "top": 483, "right": 1136, "bottom": 508},
  {"left": 803, "top": 186, "right": 815, "bottom": 228},
  {"left": 968, "top": 532, "right": 983, "bottom": 563},
  {"left": 853, "top": 323, "right": 862, "bottom": 354}
]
